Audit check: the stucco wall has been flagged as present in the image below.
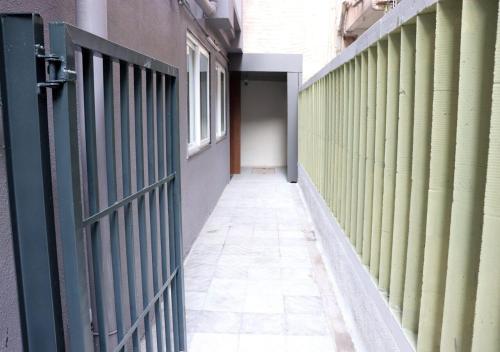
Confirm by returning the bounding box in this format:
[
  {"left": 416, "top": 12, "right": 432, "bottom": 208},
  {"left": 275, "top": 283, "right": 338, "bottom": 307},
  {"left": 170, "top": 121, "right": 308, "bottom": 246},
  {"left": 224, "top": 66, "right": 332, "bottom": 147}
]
[
  {"left": 0, "top": 94, "right": 23, "bottom": 352},
  {"left": 241, "top": 79, "right": 287, "bottom": 168}
]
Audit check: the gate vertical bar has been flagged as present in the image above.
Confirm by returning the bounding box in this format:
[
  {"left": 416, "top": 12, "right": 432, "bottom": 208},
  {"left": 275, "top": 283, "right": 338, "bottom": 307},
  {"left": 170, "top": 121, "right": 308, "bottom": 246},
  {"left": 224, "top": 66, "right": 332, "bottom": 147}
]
[
  {"left": 82, "top": 47, "right": 109, "bottom": 351},
  {"left": 146, "top": 69, "right": 164, "bottom": 352},
  {"left": 158, "top": 75, "right": 173, "bottom": 352},
  {"left": 103, "top": 55, "right": 125, "bottom": 346},
  {"left": 166, "top": 75, "right": 187, "bottom": 352},
  {"left": 120, "top": 61, "right": 140, "bottom": 351},
  {"left": 133, "top": 65, "right": 153, "bottom": 351},
  {"left": 0, "top": 13, "right": 63, "bottom": 351}
]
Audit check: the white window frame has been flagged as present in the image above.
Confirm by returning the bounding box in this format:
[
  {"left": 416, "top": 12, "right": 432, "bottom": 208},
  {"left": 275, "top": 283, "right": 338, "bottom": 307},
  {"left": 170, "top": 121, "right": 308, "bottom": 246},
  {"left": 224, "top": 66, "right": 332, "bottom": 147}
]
[
  {"left": 215, "top": 63, "right": 227, "bottom": 140},
  {"left": 187, "top": 32, "right": 211, "bottom": 155}
]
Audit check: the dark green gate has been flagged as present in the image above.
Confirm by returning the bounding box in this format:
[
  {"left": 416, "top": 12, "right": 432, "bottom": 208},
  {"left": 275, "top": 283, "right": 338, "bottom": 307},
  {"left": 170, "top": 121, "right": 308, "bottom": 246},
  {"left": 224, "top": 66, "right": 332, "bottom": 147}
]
[{"left": 0, "top": 13, "right": 186, "bottom": 352}]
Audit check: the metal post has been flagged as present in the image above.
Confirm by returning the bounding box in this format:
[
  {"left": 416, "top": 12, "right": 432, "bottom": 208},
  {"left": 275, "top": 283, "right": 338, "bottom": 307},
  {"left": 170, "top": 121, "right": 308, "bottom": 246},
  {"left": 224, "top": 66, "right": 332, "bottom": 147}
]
[{"left": 0, "top": 13, "right": 64, "bottom": 352}]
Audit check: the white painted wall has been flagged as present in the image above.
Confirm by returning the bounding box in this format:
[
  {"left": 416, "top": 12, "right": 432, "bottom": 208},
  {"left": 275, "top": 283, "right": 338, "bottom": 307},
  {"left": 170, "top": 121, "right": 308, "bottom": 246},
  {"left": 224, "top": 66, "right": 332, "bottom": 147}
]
[
  {"left": 241, "top": 80, "right": 287, "bottom": 168},
  {"left": 241, "top": 0, "right": 343, "bottom": 82}
]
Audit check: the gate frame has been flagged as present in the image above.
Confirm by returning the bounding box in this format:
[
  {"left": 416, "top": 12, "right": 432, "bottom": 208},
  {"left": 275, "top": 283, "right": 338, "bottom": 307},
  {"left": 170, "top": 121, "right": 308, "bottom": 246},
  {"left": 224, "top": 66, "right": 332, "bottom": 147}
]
[
  {"left": 49, "top": 21, "right": 187, "bottom": 352},
  {"left": 0, "top": 13, "right": 187, "bottom": 352}
]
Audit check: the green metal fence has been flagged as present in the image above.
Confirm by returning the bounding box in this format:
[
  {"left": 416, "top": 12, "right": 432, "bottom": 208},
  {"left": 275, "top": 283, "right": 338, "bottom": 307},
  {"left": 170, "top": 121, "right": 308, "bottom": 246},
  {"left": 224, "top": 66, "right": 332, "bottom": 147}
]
[{"left": 298, "top": 1, "right": 500, "bottom": 351}]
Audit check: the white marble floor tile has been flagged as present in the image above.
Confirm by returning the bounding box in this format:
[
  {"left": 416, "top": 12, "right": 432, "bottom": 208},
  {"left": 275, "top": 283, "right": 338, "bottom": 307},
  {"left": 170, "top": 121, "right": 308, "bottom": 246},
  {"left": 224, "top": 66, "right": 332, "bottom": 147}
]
[
  {"left": 204, "top": 290, "right": 245, "bottom": 312},
  {"left": 240, "top": 313, "right": 286, "bottom": 335},
  {"left": 221, "top": 244, "right": 255, "bottom": 256},
  {"left": 214, "top": 265, "right": 249, "bottom": 280},
  {"left": 185, "top": 291, "right": 207, "bottom": 311},
  {"left": 195, "top": 311, "right": 242, "bottom": 334},
  {"left": 189, "top": 333, "right": 239, "bottom": 352},
  {"left": 184, "top": 169, "right": 353, "bottom": 351},
  {"left": 218, "top": 254, "right": 255, "bottom": 267},
  {"left": 281, "top": 267, "right": 314, "bottom": 280},
  {"left": 248, "top": 265, "right": 281, "bottom": 281},
  {"left": 184, "top": 263, "right": 216, "bottom": 279},
  {"left": 208, "top": 278, "right": 248, "bottom": 296},
  {"left": 285, "top": 336, "right": 336, "bottom": 352},
  {"left": 185, "top": 275, "right": 213, "bottom": 292},
  {"left": 238, "top": 334, "right": 286, "bottom": 352},
  {"left": 281, "top": 279, "right": 321, "bottom": 297},
  {"left": 285, "top": 313, "right": 330, "bottom": 336},
  {"left": 280, "top": 246, "right": 310, "bottom": 258},
  {"left": 187, "top": 251, "right": 221, "bottom": 265},
  {"left": 284, "top": 296, "right": 324, "bottom": 314},
  {"left": 246, "top": 279, "right": 283, "bottom": 296},
  {"left": 254, "top": 229, "right": 280, "bottom": 239},
  {"left": 280, "top": 255, "right": 312, "bottom": 268},
  {"left": 252, "top": 254, "right": 281, "bottom": 267},
  {"left": 243, "top": 294, "right": 285, "bottom": 314},
  {"left": 186, "top": 310, "right": 201, "bottom": 333}
]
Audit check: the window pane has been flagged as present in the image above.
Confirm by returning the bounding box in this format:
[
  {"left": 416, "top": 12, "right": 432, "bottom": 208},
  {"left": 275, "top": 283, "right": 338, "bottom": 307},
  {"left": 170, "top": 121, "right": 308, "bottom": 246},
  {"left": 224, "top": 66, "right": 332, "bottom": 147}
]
[
  {"left": 220, "top": 70, "right": 225, "bottom": 135},
  {"left": 187, "top": 46, "right": 196, "bottom": 144},
  {"left": 200, "top": 53, "right": 209, "bottom": 141}
]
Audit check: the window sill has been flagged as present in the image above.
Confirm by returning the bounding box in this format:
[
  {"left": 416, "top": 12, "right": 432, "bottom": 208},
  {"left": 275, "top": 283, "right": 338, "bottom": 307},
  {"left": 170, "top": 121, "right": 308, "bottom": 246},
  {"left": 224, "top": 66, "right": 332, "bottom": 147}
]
[
  {"left": 187, "top": 142, "right": 211, "bottom": 159},
  {"left": 216, "top": 133, "right": 227, "bottom": 144}
]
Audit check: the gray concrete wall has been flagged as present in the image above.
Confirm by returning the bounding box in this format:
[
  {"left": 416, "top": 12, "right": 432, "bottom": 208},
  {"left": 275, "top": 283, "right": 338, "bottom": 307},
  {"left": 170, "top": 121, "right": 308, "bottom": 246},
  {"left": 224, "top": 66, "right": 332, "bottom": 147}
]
[{"left": 298, "top": 165, "right": 413, "bottom": 352}]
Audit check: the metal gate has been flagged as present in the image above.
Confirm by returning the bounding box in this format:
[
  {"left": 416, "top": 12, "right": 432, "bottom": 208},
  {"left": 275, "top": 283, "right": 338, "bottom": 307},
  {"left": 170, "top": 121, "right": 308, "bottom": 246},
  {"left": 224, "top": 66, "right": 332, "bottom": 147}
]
[{"left": 0, "top": 13, "right": 186, "bottom": 352}]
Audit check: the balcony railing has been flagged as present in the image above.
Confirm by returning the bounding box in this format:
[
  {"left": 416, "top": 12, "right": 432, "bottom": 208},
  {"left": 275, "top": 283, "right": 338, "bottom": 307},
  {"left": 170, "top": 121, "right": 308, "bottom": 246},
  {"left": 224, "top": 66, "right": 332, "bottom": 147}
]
[{"left": 298, "top": 0, "right": 500, "bottom": 351}]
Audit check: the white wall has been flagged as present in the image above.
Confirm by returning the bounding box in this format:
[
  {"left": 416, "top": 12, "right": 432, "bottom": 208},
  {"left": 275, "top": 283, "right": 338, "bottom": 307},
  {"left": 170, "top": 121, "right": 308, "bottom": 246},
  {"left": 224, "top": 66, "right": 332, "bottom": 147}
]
[
  {"left": 241, "top": 0, "right": 342, "bottom": 82},
  {"left": 241, "top": 80, "right": 287, "bottom": 168}
]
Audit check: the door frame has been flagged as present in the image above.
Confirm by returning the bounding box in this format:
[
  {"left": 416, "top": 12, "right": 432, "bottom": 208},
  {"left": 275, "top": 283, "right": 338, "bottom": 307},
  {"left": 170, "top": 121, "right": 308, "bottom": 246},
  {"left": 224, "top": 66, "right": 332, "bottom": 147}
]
[{"left": 229, "top": 53, "right": 302, "bottom": 182}]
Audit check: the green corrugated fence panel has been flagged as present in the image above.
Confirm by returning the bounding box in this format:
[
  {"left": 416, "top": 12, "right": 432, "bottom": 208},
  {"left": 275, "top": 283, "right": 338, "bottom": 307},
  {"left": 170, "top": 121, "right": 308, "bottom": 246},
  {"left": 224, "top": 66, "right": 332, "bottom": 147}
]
[
  {"left": 390, "top": 23, "right": 416, "bottom": 315},
  {"left": 370, "top": 40, "right": 388, "bottom": 280},
  {"left": 379, "top": 32, "right": 401, "bottom": 294},
  {"left": 471, "top": 3, "right": 500, "bottom": 349},
  {"left": 297, "top": 2, "right": 500, "bottom": 349},
  {"left": 362, "top": 46, "right": 377, "bottom": 266},
  {"left": 441, "top": 1, "right": 498, "bottom": 350},
  {"left": 341, "top": 64, "right": 349, "bottom": 229},
  {"left": 346, "top": 61, "right": 355, "bottom": 237},
  {"left": 402, "top": 12, "right": 436, "bottom": 339},
  {"left": 417, "top": 2, "right": 462, "bottom": 351},
  {"left": 350, "top": 56, "right": 361, "bottom": 245},
  {"left": 335, "top": 70, "right": 342, "bottom": 215},
  {"left": 356, "top": 52, "right": 368, "bottom": 254}
]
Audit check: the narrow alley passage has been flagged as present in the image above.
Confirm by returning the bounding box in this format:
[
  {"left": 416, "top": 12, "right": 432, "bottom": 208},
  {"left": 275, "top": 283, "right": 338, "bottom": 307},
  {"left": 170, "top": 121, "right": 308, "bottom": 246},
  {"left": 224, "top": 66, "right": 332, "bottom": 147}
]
[{"left": 184, "top": 168, "right": 354, "bottom": 352}]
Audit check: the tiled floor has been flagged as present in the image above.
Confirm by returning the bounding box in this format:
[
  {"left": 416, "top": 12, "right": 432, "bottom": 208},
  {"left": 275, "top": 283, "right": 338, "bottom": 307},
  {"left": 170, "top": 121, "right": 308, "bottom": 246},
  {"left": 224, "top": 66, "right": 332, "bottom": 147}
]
[{"left": 184, "top": 168, "right": 355, "bottom": 352}]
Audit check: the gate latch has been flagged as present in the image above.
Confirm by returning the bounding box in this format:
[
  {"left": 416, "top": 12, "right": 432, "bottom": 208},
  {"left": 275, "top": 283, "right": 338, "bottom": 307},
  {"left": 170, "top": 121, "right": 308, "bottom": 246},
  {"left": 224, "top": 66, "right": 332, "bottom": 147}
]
[{"left": 35, "top": 44, "right": 76, "bottom": 89}]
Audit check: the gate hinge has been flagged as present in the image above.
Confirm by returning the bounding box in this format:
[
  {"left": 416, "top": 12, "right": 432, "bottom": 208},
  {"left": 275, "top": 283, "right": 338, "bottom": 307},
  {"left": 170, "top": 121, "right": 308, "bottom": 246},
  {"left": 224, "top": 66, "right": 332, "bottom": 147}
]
[{"left": 35, "top": 44, "right": 76, "bottom": 89}]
